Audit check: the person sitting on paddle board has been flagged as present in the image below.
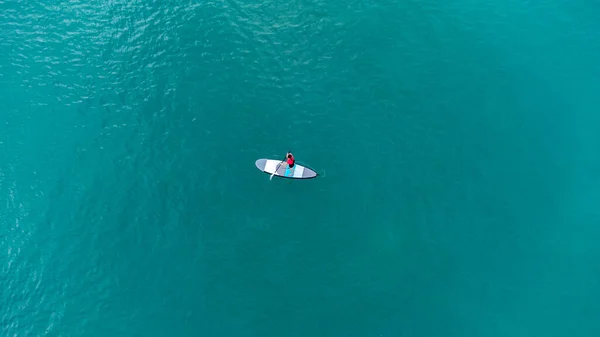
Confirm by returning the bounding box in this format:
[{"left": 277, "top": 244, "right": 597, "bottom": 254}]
[
  {"left": 283, "top": 152, "right": 295, "bottom": 176},
  {"left": 286, "top": 152, "right": 295, "bottom": 168}
]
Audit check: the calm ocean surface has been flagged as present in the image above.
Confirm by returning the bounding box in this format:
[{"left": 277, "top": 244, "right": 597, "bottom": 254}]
[{"left": 1, "top": 0, "right": 599, "bottom": 336}]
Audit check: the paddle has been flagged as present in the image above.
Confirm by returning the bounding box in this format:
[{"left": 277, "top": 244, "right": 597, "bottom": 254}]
[
  {"left": 270, "top": 151, "right": 290, "bottom": 180},
  {"left": 270, "top": 161, "right": 283, "bottom": 180}
]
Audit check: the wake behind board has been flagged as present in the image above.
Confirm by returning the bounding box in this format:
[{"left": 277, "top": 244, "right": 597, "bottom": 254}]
[{"left": 255, "top": 159, "right": 318, "bottom": 179}]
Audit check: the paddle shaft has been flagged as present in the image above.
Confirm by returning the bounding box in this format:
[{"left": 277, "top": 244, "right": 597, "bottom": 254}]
[
  {"left": 270, "top": 152, "right": 292, "bottom": 180},
  {"left": 270, "top": 158, "right": 286, "bottom": 180}
]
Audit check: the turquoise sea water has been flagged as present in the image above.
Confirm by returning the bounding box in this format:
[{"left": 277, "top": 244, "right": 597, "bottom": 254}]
[{"left": 2, "top": 0, "right": 600, "bottom": 336}]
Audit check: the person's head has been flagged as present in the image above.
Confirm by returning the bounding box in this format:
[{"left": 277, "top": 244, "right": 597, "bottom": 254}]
[{"left": 287, "top": 153, "right": 292, "bottom": 159}]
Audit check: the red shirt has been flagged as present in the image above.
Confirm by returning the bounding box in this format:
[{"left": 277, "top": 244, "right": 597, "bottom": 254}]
[{"left": 287, "top": 156, "right": 295, "bottom": 166}]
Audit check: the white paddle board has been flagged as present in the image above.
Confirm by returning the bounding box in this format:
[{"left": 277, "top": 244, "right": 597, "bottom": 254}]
[{"left": 255, "top": 159, "right": 318, "bottom": 179}]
